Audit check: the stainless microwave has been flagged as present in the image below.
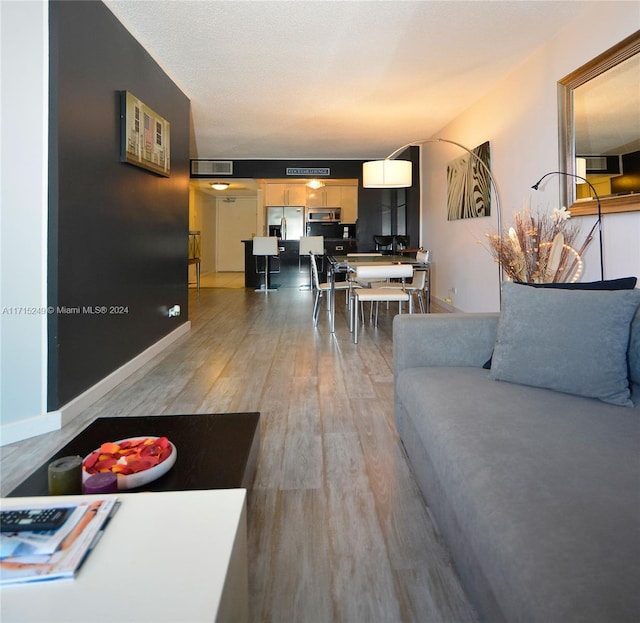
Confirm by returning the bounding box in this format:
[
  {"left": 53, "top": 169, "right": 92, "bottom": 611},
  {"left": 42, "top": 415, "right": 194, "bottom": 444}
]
[{"left": 306, "top": 207, "right": 341, "bottom": 223}]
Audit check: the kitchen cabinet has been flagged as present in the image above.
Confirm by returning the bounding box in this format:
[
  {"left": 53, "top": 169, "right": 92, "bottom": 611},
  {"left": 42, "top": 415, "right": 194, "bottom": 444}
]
[
  {"left": 324, "top": 238, "right": 357, "bottom": 256},
  {"left": 306, "top": 185, "right": 342, "bottom": 208},
  {"left": 265, "top": 183, "right": 307, "bottom": 206},
  {"left": 307, "top": 185, "right": 358, "bottom": 223}
]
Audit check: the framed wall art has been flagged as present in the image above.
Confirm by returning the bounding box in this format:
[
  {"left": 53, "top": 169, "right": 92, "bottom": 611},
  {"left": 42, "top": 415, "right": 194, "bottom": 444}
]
[
  {"left": 120, "top": 91, "right": 170, "bottom": 177},
  {"left": 447, "top": 140, "right": 491, "bottom": 220}
]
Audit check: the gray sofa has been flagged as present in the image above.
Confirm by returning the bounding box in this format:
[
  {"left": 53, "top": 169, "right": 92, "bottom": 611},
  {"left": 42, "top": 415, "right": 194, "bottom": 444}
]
[{"left": 393, "top": 283, "right": 640, "bottom": 623}]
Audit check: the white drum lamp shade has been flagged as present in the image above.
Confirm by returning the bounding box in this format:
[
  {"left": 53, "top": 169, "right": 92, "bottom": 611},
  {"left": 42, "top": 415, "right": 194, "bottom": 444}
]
[{"left": 362, "top": 159, "right": 412, "bottom": 188}]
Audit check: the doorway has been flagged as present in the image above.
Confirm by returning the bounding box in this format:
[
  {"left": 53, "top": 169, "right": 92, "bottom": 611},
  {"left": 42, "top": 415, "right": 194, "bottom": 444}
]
[{"left": 215, "top": 196, "right": 258, "bottom": 271}]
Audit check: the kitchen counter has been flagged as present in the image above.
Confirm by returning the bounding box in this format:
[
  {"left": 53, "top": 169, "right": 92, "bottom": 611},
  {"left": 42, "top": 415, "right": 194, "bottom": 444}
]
[{"left": 242, "top": 238, "right": 357, "bottom": 288}]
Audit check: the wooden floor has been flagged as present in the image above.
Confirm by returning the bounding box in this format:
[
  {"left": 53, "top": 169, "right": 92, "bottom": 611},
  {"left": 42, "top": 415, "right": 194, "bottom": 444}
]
[{"left": 0, "top": 284, "right": 477, "bottom": 623}]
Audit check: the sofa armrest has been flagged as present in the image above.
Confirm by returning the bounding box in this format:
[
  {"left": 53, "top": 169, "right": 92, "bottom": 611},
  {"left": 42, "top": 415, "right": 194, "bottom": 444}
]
[{"left": 393, "top": 313, "right": 500, "bottom": 374}]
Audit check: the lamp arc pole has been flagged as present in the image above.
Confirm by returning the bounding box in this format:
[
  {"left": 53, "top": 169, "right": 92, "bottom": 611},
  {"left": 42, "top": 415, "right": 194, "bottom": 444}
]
[
  {"left": 363, "top": 137, "right": 504, "bottom": 283},
  {"left": 379, "top": 137, "right": 502, "bottom": 237}
]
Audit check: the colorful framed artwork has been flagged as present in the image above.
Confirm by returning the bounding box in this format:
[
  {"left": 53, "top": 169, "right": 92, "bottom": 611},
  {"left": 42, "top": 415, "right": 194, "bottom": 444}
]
[
  {"left": 447, "top": 141, "right": 491, "bottom": 220},
  {"left": 120, "top": 91, "right": 170, "bottom": 177}
]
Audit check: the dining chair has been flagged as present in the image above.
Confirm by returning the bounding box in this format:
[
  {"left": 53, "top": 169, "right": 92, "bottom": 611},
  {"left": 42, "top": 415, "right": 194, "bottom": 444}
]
[
  {"left": 415, "top": 249, "right": 431, "bottom": 312},
  {"left": 310, "top": 251, "right": 350, "bottom": 326},
  {"left": 345, "top": 253, "right": 387, "bottom": 289},
  {"left": 394, "top": 235, "right": 410, "bottom": 251},
  {"left": 373, "top": 235, "right": 394, "bottom": 254},
  {"left": 299, "top": 235, "right": 324, "bottom": 290},
  {"left": 352, "top": 264, "right": 414, "bottom": 343},
  {"left": 416, "top": 249, "right": 430, "bottom": 263},
  {"left": 381, "top": 267, "right": 428, "bottom": 312}
]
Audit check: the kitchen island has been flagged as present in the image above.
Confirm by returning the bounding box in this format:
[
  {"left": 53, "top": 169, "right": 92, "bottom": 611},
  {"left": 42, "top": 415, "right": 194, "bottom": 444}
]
[{"left": 242, "top": 238, "right": 356, "bottom": 288}]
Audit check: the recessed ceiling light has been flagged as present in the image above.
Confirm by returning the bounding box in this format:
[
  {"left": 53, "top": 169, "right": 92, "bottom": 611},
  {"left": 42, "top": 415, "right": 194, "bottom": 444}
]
[{"left": 211, "top": 182, "right": 230, "bottom": 191}]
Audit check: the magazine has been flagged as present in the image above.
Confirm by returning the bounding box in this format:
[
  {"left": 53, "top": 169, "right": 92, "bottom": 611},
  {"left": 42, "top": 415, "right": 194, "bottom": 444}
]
[{"left": 0, "top": 497, "right": 119, "bottom": 585}]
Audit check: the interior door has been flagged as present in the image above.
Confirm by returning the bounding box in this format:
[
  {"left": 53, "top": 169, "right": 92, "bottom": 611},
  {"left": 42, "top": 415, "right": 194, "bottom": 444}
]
[{"left": 216, "top": 197, "right": 258, "bottom": 271}]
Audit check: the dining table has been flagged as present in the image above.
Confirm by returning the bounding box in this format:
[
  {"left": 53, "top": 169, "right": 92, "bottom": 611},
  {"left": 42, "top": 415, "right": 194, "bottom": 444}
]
[{"left": 326, "top": 253, "right": 431, "bottom": 333}]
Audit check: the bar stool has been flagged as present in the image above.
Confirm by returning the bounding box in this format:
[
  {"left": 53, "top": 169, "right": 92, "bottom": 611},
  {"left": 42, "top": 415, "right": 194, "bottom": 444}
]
[
  {"left": 188, "top": 230, "right": 201, "bottom": 291},
  {"left": 188, "top": 257, "right": 201, "bottom": 291},
  {"left": 253, "top": 236, "right": 279, "bottom": 292}
]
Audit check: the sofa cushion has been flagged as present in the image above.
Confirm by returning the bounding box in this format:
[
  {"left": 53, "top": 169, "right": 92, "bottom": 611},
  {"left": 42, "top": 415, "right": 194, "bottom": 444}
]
[
  {"left": 483, "top": 278, "right": 638, "bottom": 370},
  {"left": 630, "top": 305, "right": 640, "bottom": 389},
  {"left": 489, "top": 281, "right": 640, "bottom": 406},
  {"left": 395, "top": 366, "right": 640, "bottom": 623}
]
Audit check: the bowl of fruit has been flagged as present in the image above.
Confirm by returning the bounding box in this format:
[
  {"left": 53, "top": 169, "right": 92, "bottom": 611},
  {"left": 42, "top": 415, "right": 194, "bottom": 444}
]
[{"left": 82, "top": 436, "right": 176, "bottom": 490}]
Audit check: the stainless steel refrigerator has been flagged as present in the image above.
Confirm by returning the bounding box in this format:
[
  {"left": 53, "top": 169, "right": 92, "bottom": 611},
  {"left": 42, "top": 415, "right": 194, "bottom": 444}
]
[{"left": 266, "top": 206, "right": 305, "bottom": 240}]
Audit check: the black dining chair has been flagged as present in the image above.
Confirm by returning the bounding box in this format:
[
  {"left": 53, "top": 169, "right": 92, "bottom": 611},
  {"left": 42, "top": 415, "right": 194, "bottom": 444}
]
[
  {"left": 373, "top": 235, "right": 394, "bottom": 254},
  {"left": 394, "top": 235, "right": 410, "bottom": 250}
]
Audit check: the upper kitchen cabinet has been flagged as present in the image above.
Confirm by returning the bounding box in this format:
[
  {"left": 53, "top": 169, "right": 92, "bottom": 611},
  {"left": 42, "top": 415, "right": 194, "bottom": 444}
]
[
  {"left": 265, "top": 183, "right": 307, "bottom": 206},
  {"left": 307, "top": 184, "right": 358, "bottom": 222},
  {"left": 307, "top": 185, "right": 342, "bottom": 208}
]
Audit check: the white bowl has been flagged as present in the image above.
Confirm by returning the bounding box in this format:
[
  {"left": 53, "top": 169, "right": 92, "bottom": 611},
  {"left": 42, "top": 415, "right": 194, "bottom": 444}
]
[{"left": 82, "top": 436, "right": 177, "bottom": 491}]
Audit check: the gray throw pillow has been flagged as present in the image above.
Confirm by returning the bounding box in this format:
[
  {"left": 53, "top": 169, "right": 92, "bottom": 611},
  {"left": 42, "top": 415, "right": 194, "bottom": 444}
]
[{"left": 489, "top": 282, "right": 640, "bottom": 407}]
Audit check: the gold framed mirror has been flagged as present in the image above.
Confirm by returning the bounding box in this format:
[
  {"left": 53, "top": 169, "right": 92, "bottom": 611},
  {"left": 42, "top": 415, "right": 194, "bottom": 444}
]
[{"left": 558, "top": 30, "right": 640, "bottom": 216}]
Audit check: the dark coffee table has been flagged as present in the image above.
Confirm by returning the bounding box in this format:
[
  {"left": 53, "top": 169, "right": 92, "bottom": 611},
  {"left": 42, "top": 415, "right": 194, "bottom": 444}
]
[{"left": 8, "top": 413, "right": 260, "bottom": 497}]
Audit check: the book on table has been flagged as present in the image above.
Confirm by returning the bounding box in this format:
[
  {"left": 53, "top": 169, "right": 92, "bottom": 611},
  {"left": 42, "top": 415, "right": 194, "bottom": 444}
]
[{"left": 0, "top": 497, "right": 119, "bottom": 585}]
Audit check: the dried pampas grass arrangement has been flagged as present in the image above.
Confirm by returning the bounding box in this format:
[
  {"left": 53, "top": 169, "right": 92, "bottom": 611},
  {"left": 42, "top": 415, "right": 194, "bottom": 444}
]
[{"left": 486, "top": 204, "right": 586, "bottom": 283}]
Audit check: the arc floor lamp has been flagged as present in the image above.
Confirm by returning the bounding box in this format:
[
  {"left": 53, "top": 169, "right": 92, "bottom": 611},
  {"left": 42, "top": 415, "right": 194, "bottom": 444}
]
[
  {"left": 363, "top": 139, "right": 606, "bottom": 288},
  {"left": 362, "top": 137, "right": 504, "bottom": 282},
  {"left": 362, "top": 137, "right": 502, "bottom": 230}
]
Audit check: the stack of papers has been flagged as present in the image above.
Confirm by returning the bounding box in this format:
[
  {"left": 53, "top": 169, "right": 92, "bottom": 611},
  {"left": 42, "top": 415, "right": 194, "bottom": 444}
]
[{"left": 0, "top": 498, "right": 119, "bottom": 585}]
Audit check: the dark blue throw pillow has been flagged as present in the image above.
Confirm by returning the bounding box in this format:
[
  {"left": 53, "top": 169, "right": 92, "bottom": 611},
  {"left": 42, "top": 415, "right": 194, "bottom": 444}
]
[
  {"left": 516, "top": 277, "right": 637, "bottom": 290},
  {"left": 482, "top": 277, "right": 638, "bottom": 369}
]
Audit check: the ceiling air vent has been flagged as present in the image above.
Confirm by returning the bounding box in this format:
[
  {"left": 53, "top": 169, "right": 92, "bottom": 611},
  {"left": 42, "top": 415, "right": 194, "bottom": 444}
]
[
  {"left": 581, "top": 155, "right": 621, "bottom": 175},
  {"left": 190, "top": 160, "right": 233, "bottom": 176},
  {"left": 585, "top": 157, "right": 608, "bottom": 171}
]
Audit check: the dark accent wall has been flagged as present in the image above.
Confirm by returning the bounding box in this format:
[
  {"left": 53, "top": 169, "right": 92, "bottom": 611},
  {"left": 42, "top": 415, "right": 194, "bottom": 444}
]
[
  {"left": 48, "top": 1, "right": 190, "bottom": 409},
  {"left": 356, "top": 147, "right": 420, "bottom": 251}
]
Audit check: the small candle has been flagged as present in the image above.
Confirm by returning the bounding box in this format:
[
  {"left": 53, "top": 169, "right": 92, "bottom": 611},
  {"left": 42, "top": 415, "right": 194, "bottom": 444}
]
[
  {"left": 48, "top": 455, "right": 83, "bottom": 495},
  {"left": 83, "top": 472, "right": 118, "bottom": 494}
]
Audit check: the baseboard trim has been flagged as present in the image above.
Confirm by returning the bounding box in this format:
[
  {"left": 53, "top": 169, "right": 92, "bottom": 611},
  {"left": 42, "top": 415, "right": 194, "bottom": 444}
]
[
  {"left": 432, "top": 296, "right": 463, "bottom": 313},
  {"left": 0, "top": 411, "right": 61, "bottom": 447},
  {"left": 0, "top": 322, "right": 191, "bottom": 446},
  {"left": 60, "top": 321, "right": 191, "bottom": 427}
]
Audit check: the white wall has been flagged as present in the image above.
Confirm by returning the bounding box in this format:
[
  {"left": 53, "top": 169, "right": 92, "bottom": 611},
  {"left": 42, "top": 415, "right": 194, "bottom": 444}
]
[
  {"left": 0, "top": 1, "right": 60, "bottom": 444},
  {"left": 422, "top": 2, "right": 640, "bottom": 312}
]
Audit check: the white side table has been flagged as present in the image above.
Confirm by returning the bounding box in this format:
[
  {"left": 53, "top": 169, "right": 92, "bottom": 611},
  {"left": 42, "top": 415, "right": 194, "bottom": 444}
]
[{"left": 1, "top": 489, "right": 248, "bottom": 622}]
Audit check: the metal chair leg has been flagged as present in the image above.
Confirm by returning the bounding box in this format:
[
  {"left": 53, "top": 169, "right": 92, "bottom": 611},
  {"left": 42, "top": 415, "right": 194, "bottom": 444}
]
[
  {"left": 353, "top": 296, "right": 360, "bottom": 343},
  {"left": 313, "top": 291, "right": 321, "bottom": 325}
]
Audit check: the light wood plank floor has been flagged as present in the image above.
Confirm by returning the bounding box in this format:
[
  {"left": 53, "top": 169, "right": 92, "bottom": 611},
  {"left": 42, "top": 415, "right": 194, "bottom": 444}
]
[{"left": 0, "top": 284, "right": 477, "bottom": 623}]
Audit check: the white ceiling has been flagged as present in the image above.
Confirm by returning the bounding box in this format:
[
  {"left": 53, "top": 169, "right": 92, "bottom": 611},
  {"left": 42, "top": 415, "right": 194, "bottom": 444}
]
[{"left": 104, "top": 0, "right": 596, "bottom": 160}]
